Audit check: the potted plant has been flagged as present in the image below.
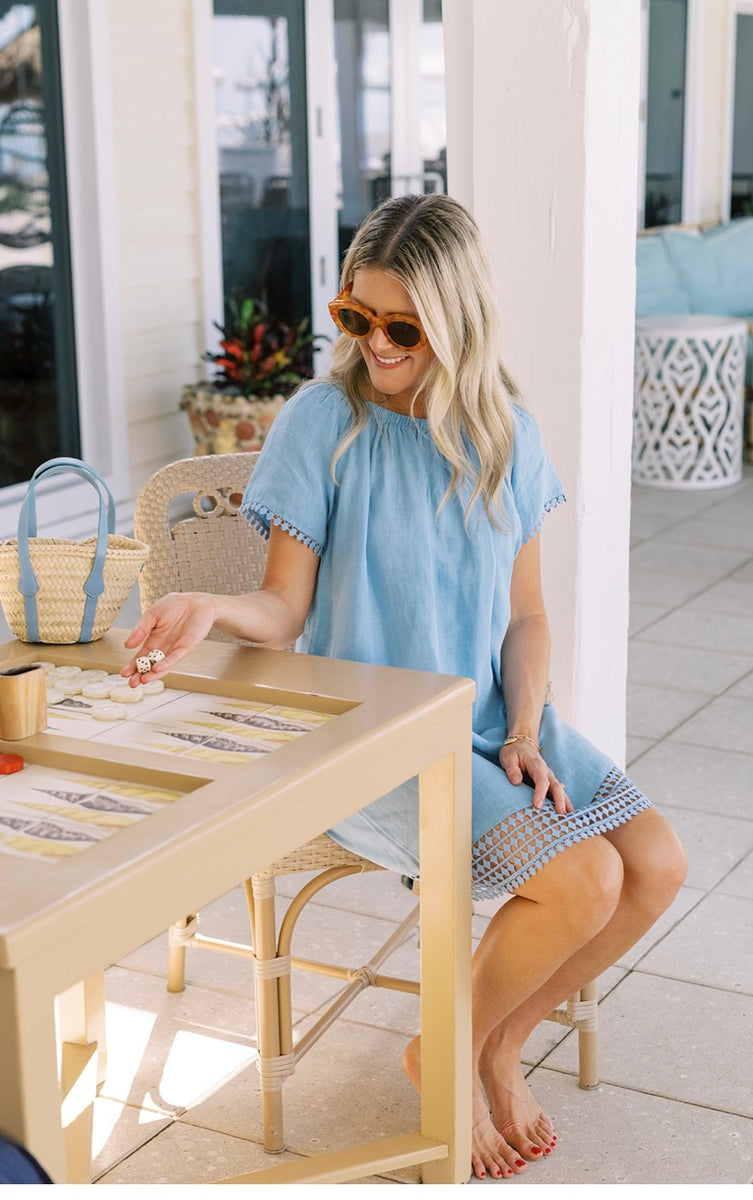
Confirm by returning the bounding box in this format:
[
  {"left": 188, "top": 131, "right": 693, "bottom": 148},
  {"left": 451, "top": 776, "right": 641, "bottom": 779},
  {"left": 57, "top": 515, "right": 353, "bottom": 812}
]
[{"left": 180, "top": 293, "right": 318, "bottom": 454}]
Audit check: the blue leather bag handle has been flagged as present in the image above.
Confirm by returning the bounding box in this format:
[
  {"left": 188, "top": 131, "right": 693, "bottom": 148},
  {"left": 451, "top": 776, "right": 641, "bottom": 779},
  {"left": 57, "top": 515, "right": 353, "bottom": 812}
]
[{"left": 16, "top": 458, "right": 117, "bottom": 643}]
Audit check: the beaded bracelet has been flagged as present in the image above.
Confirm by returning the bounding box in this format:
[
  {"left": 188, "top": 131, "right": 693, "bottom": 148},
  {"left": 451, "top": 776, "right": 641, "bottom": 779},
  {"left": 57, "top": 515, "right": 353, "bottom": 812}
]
[{"left": 502, "top": 733, "right": 541, "bottom": 753}]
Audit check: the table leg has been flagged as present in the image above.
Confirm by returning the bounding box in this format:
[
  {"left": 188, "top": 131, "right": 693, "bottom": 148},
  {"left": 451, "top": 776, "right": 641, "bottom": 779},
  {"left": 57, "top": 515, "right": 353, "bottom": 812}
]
[
  {"left": 0, "top": 968, "right": 105, "bottom": 1185},
  {"left": 417, "top": 749, "right": 473, "bottom": 1184},
  {"left": 0, "top": 965, "right": 67, "bottom": 1183},
  {"left": 58, "top": 973, "right": 107, "bottom": 1181}
]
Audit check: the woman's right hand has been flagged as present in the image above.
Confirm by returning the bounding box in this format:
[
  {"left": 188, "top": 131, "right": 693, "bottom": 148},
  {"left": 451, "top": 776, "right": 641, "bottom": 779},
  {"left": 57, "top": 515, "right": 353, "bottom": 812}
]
[{"left": 121, "top": 592, "right": 219, "bottom": 685}]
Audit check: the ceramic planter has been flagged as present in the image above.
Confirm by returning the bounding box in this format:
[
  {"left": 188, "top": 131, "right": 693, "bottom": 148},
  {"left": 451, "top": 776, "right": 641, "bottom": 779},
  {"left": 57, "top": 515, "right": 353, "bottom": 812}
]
[{"left": 180, "top": 383, "right": 290, "bottom": 454}]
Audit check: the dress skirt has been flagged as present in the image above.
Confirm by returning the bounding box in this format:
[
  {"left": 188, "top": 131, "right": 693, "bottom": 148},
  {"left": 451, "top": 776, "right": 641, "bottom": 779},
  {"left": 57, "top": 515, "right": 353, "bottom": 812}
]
[{"left": 326, "top": 703, "right": 652, "bottom": 899}]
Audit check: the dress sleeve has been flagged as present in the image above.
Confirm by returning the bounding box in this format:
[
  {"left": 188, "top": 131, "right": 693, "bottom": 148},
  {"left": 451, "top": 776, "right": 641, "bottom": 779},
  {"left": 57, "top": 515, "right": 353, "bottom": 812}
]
[
  {"left": 509, "top": 405, "right": 566, "bottom": 543},
  {"left": 240, "top": 382, "right": 349, "bottom": 557}
]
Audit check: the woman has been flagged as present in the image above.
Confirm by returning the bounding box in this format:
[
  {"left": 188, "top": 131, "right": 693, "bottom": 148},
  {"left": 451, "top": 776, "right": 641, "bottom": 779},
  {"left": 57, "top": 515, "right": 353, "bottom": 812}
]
[{"left": 124, "top": 194, "right": 687, "bottom": 1181}]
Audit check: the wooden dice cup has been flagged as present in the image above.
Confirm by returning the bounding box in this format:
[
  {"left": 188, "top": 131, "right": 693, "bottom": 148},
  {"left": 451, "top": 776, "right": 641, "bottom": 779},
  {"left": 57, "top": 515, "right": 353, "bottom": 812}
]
[{"left": 0, "top": 664, "right": 47, "bottom": 739}]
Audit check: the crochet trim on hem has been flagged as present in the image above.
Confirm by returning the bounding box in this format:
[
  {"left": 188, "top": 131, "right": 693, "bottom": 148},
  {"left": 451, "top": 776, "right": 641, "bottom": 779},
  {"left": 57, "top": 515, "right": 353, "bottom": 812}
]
[{"left": 471, "top": 766, "right": 652, "bottom": 900}]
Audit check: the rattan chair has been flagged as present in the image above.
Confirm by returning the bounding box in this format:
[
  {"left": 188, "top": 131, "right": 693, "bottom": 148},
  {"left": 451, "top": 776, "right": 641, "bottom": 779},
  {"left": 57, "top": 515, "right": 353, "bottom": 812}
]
[
  {"left": 133, "top": 452, "right": 419, "bottom": 1152},
  {"left": 133, "top": 451, "right": 599, "bottom": 1153}
]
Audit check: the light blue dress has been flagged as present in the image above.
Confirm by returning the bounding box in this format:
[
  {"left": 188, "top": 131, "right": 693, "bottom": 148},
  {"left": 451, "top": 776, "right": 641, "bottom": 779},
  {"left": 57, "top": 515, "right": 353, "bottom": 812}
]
[{"left": 241, "top": 382, "right": 651, "bottom": 898}]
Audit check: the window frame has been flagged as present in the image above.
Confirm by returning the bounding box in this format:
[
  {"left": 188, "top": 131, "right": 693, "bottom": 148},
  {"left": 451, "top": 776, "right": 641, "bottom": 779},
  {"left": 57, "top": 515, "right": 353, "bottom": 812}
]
[
  {"left": 0, "top": 0, "right": 129, "bottom": 539},
  {"left": 638, "top": 0, "right": 701, "bottom": 229},
  {"left": 194, "top": 0, "right": 336, "bottom": 368},
  {"left": 722, "top": 0, "right": 753, "bottom": 220},
  {"left": 193, "top": 0, "right": 446, "bottom": 378}
]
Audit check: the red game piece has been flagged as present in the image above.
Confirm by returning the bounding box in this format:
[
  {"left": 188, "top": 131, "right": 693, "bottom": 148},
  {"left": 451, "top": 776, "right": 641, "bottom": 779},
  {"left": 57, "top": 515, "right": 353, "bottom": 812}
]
[{"left": 0, "top": 753, "right": 23, "bottom": 774}]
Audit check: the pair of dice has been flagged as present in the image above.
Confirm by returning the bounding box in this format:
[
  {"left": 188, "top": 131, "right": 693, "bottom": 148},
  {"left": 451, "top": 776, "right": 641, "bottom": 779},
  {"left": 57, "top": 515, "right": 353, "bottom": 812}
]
[{"left": 135, "top": 647, "right": 166, "bottom": 675}]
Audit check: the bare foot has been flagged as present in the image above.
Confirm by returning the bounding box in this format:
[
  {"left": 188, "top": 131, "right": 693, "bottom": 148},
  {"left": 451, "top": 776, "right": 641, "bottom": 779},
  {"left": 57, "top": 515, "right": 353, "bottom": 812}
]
[
  {"left": 479, "top": 1040, "right": 556, "bottom": 1160},
  {"left": 402, "top": 1034, "right": 421, "bottom": 1091},
  {"left": 402, "top": 1036, "right": 530, "bottom": 1181},
  {"left": 469, "top": 1108, "right": 530, "bottom": 1180}
]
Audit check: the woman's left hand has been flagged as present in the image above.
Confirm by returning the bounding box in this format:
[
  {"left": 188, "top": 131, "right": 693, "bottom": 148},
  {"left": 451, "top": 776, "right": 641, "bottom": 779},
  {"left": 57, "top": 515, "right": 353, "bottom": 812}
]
[{"left": 499, "top": 740, "right": 573, "bottom": 814}]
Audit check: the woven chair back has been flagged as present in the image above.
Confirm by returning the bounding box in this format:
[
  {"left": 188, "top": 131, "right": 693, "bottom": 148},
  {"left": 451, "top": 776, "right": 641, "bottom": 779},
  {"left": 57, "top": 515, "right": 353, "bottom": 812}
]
[{"left": 134, "top": 453, "right": 267, "bottom": 639}]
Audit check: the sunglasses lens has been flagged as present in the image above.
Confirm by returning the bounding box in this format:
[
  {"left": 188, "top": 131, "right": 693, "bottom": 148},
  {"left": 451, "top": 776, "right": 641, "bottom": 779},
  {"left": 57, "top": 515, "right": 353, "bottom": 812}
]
[
  {"left": 331, "top": 296, "right": 425, "bottom": 349},
  {"left": 386, "top": 320, "right": 422, "bottom": 349},
  {"left": 337, "top": 306, "right": 371, "bottom": 337}
]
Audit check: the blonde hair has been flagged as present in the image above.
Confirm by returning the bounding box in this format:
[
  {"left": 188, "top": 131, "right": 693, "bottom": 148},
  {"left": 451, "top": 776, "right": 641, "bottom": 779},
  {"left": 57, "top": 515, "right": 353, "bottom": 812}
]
[{"left": 328, "top": 193, "right": 519, "bottom": 523}]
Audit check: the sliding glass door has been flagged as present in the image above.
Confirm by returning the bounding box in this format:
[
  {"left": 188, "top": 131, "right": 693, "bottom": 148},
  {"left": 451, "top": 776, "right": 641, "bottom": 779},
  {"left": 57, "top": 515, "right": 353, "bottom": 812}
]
[
  {"left": 209, "top": 0, "right": 445, "bottom": 351},
  {"left": 643, "top": 0, "right": 688, "bottom": 227},
  {"left": 212, "top": 0, "right": 311, "bottom": 329},
  {"left": 0, "top": 0, "right": 78, "bottom": 488},
  {"left": 730, "top": 10, "right": 753, "bottom": 217},
  {"left": 334, "top": 0, "right": 444, "bottom": 259}
]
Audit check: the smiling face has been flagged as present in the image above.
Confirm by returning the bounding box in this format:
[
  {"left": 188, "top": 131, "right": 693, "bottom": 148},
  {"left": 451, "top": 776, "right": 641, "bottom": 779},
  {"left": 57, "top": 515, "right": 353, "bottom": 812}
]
[{"left": 349, "top": 268, "right": 435, "bottom": 416}]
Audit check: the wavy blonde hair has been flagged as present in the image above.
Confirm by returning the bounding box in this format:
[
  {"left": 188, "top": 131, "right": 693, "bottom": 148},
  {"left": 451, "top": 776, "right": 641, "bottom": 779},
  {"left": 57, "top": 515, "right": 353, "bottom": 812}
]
[{"left": 328, "top": 193, "right": 519, "bottom": 523}]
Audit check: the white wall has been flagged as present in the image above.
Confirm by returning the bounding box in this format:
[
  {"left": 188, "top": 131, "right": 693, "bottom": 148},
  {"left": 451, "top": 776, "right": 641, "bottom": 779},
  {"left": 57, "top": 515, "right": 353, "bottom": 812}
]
[
  {"left": 444, "top": 0, "right": 640, "bottom": 765},
  {"left": 107, "top": 0, "right": 201, "bottom": 496},
  {"left": 689, "top": 0, "right": 734, "bottom": 223}
]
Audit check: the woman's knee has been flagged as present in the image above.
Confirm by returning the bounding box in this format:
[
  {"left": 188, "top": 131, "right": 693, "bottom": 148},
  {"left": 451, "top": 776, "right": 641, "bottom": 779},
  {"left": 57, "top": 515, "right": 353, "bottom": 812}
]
[
  {"left": 648, "top": 821, "right": 688, "bottom": 912},
  {"left": 655, "top": 818, "right": 688, "bottom": 893},
  {"left": 519, "top": 836, "right": 624, "bottom": 937},
  {"left": 608, "top": 809, "right": 688, "bottom": 905}
]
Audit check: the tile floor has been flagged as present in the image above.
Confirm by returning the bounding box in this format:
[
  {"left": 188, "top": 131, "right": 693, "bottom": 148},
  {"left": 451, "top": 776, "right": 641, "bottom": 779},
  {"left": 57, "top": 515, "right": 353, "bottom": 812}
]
[{"left": 11, "top": 471, "right": 753, "bottom": 1187}]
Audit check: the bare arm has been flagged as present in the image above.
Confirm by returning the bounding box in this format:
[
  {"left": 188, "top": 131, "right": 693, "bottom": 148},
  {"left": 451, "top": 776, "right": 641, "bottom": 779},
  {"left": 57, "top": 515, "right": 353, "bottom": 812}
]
[
  {"left": 500, "top": 535, "right": 551, "bottom": 737},
  {"left": 122, "top": 525, "right": 320, "bottom": 682},
  {"left": 499, "top": 535, "right": 572, "bottom": 813}
]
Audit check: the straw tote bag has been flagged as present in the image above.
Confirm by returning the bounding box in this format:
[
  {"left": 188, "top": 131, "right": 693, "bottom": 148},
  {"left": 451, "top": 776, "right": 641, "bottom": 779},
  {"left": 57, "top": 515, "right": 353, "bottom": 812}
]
[{"left": 0, "top": 458, "right": 149, "bottom": 644}]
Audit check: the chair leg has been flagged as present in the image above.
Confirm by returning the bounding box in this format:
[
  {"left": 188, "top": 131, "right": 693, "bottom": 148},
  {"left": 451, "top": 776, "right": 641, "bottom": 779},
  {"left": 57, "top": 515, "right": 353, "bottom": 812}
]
[
  {"left": 575, "top": 980, "right": 599, "bottom": 1089},
  {"left": 167, "top": 915, "right": 196, "bottom": 993},
  {"left": 246, "top": 878, "right": 294, "bottom": 1154}
]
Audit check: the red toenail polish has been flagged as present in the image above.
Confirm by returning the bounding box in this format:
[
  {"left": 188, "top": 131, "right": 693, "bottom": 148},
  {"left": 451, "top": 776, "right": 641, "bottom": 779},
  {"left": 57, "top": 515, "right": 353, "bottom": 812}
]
[
  {"left": 531, "top": 1147, "right": 542, "bottom": 1154},
  {"left": 544, "top": 1148, "right": 552, "bottom": 1155},
  {"left": 515, "top": 1159, "right": 526, "bottom": 1167}
]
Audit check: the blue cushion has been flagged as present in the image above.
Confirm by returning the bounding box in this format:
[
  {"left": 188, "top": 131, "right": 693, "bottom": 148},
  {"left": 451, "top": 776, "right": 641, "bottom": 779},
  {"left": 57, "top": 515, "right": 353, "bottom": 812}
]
[
  {"left": 699, "top": 218, "right": 753, "bottom": 314},
  {"left": 635, "top": 236, "right": 692, "bottom": 315},
  {"left": 662, "top": 219, "right": 753, "bottom": 316}
]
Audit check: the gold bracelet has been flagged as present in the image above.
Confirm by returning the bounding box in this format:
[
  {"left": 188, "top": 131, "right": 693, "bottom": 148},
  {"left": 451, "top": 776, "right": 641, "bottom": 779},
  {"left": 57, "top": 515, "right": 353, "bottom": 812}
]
[{"left": 502, "top": 733, "right": 541, "bottom": 753}]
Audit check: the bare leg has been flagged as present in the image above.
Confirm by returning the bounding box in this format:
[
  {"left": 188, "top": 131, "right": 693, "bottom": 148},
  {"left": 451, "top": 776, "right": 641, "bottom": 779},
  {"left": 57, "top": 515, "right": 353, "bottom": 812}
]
[
  {"left": 404, "top": 809, "right": 687, "bottom": 1180},
  {"left": 404, "top": 833, "right": 626, "bottom": 1179},
  {"left": 479, "top": 809, "right": 687, "bottom": 1161}
]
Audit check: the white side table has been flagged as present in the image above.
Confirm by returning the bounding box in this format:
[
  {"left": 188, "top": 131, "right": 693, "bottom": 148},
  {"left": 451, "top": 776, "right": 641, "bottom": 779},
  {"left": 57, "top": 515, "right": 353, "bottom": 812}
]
[{"left": 633, "top": 313, "right": 748, "bottom": 488}]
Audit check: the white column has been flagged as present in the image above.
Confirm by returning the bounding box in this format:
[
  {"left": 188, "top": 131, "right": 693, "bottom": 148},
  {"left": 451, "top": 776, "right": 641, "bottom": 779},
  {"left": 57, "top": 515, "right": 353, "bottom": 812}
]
[
  {"left": 443, "top": 0, "right": 641, "bottom": 765},
  {"left": 389, "top": 0, "right": 425, "bottom": 194}
]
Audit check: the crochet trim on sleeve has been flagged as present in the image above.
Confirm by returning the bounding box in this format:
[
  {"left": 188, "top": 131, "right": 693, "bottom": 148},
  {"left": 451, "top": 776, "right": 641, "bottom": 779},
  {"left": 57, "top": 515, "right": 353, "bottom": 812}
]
[
  {"left": 522, "top": 491, "right": 567, "bottom": 544},
  {"left": 243, "top": 501, "right": 323, "bottom": 557}
]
